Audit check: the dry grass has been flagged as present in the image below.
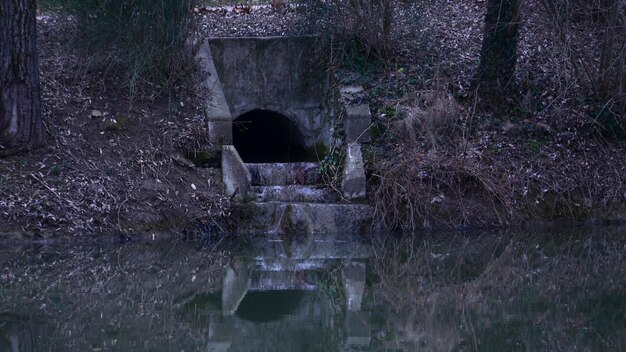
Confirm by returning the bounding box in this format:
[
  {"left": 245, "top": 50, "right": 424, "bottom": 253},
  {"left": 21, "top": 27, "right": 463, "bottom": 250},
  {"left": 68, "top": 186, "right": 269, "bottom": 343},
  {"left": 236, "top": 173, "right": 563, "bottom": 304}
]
[
  {"left": 392, "top": 89, "right": 461, "bottom": 149},
  {"left": 372, "top": 86, "right": 512, "bottom": 230},
  {"left": 372, "top": 153, "right": 510, "bottom": 230}
]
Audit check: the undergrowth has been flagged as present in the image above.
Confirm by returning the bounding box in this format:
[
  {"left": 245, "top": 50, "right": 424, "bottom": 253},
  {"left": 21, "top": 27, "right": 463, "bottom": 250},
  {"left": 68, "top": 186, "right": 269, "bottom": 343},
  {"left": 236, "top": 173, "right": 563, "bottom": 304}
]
[
  {"left": 58, "top": 0, "right": 197, "bottom": 99},
  {"left": 370, "top": 80, "right": 626, "bottom": 231}
]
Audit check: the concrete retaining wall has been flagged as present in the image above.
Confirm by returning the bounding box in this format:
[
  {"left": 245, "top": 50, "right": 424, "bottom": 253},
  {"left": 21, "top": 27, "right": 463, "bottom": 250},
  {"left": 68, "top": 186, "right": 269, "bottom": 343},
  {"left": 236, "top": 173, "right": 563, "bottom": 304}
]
[{"left": 207, "top": 36, "right": 331, "bottom": 149}]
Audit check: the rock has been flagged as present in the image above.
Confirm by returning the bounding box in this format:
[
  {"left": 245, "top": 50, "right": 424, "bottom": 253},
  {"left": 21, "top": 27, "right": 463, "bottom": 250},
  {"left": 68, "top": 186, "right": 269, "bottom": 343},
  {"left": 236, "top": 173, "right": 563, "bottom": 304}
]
[{"left": 171, "top": 155, "right": 195, "bottom": 169}]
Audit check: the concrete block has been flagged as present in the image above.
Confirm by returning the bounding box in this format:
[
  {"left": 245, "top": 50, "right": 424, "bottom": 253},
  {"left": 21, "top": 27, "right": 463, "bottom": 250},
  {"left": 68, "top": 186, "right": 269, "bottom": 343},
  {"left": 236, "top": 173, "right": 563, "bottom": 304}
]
[
  {"left": 341, "top": 143, "right": 366, "bottom": 201},
  {"left": 197, "top": 43, "right": 231, "bottom": 113},
  {"left": 222, "top": 260, "right": 251, "bottom": 316},
  {"left": 222, "top": 145, "right": 251, "bottom": 198},
  {"left": 197, "top": 40, "right": 233, "bottom": 147},
  {"left": 208, "top": 120, "right": 232, "bottom": 145},
  {"left": 340, "top": 86, "right": 365, "bottom": 96},
  {"left": 345, "top": 311, "right": 371, "bottom": 346},
  {"left": 345, "top": 104, "right": 371, "bottom": 143}
]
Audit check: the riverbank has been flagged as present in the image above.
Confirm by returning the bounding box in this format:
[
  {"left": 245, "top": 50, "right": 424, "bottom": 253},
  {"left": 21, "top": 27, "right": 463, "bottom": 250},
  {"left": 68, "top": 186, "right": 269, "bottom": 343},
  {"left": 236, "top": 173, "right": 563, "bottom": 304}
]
[
  {"left": 361, "top": 0, "right": 626, "bottom": 230},
  {"left": 1, "top": 3, "right": 625, "bottom": 240}
]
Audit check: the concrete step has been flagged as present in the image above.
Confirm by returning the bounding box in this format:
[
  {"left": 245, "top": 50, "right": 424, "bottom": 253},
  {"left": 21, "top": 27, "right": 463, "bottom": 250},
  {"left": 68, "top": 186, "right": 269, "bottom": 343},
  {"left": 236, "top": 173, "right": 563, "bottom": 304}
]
[
  {"left": 247, "top": 162, "right": 321, "bottom": 186},
  {"left": 251, "top": 185, "right": 339, "bottom": 203},
  {"left": 237, "top": 202, "right": 372, "bottom": 235}
]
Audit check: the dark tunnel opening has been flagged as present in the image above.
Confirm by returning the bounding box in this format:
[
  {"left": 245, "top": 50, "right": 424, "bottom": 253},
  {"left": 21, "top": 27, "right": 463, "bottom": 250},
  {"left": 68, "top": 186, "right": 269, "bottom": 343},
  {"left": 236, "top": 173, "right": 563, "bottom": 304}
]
[{"left": 233, "top": 109, "right": 315, "bottom": 163}]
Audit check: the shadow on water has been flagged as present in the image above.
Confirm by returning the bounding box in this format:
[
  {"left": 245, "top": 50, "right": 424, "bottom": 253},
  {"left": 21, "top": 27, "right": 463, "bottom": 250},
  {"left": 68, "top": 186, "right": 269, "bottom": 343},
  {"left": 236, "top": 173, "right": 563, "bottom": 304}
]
[{"left": 0, "top": 227, "right": 625, "bottom": 351}]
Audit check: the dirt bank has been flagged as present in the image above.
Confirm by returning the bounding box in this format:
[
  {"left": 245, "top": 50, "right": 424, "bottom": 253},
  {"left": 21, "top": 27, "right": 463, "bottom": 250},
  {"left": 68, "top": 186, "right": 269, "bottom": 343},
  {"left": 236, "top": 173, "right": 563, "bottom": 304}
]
[
  {"left": 0, "top": 14, "right": 231, "bottom": 240},
  {"left": 1, "top": 2, "right": 625, "bottom": 239}
]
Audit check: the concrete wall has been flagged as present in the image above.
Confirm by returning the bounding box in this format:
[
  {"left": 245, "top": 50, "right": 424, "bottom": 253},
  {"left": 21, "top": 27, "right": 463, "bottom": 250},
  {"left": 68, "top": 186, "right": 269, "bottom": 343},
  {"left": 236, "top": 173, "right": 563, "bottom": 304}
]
[{"left": 208, "top": 36, "right": 331, "bottom": 149}]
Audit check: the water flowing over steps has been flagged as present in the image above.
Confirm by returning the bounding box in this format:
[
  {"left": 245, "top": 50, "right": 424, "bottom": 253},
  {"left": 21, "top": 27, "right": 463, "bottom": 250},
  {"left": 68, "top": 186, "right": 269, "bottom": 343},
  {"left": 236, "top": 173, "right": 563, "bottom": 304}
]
[
  {"left": 251, "top": 185, "right": 339, "bottom": 203},
  {"left": 248, "top": 162, "right": 321, "bottom": 186},
  {"left": 248, "top": 162, "right": 335, "bottom": 203},
  {"left": 238, "top": 162, "right": 371, "bottom": 234}
]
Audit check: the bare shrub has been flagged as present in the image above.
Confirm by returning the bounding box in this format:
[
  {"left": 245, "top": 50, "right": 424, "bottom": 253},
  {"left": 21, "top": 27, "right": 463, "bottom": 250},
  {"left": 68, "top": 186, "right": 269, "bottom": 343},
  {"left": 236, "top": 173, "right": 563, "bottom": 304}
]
[
  {"left": 60, "top": 0, "right": 197, "bottom": 97},
  {"left": 371, "top": 153, "right": 510, "bottom": 231},
  {"left": 310, "top": 0, "right": 395, "bottom": 57},
  {"left": 392, "top": 90, "right": 461, "bottom": 149},
  {"left": 372, "top": 87, "right": 511, "bottom": 231},
  {"left": 538, "top": 0, "right": 625, "bottom": 135}
]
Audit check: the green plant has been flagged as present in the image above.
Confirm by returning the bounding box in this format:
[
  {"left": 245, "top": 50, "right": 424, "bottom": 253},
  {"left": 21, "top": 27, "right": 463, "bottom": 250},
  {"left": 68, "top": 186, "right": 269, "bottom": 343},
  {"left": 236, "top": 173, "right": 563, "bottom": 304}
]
[
  {"left": 526, "top": 138, "right": 540, "bottom": 153},
  {"left": 317, "top": 145, "right": 345, "bottom": 194},
  {"left": 317, "top": 149, "right": 343, "bottom": 179}
]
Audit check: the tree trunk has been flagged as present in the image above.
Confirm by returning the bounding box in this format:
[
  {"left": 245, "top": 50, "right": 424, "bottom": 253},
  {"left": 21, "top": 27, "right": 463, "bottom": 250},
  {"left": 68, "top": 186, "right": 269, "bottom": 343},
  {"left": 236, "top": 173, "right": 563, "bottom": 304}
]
[
  {"left": 476, "top": 0, "right": 522, "bottom": 98},
  {"left": 0, "top": 0, "right": 44, "bottom": 157}
]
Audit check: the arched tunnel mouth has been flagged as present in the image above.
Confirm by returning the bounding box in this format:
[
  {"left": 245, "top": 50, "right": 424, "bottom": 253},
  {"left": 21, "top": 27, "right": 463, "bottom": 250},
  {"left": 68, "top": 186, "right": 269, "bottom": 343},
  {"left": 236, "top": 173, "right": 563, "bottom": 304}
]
[{"left": 233, "top": 109, "right": 318, "bottom": 163}]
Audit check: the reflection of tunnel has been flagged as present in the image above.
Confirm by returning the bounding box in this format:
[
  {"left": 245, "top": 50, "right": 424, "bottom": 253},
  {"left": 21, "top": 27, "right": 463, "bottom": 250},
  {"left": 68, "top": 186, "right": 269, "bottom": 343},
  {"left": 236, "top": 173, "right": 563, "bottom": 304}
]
[
  {"left": 233, "top": 110, "right": 314, "bottom": 163},
  {"left": 236, "top": 290, "right": 305, "bottom": 323}
]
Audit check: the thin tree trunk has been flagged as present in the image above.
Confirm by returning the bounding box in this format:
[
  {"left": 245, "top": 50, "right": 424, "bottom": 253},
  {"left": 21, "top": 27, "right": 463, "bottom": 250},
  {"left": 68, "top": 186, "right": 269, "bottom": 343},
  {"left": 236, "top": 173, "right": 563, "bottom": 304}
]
[
  {"left": 476, "top": 0, "right": 522, "bottom": 98},
  {"left": 0, "top": 0, "right": 44, "bottom": 157},
  {"left": 382, "top": 0, "right": 393, "bottom": 55},
  {"left": 597, "top": 0, "right": 619, "bottom": 99},
  {"left": 613, "top": 0, "right": 625, "bottom": 116}
]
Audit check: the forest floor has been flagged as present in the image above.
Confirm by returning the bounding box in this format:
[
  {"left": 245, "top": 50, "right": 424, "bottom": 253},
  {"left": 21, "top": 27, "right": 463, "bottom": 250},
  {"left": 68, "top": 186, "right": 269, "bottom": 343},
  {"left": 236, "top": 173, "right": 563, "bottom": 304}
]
[{"left": 1, "top": 0, "right": 625, "bottom": 240}]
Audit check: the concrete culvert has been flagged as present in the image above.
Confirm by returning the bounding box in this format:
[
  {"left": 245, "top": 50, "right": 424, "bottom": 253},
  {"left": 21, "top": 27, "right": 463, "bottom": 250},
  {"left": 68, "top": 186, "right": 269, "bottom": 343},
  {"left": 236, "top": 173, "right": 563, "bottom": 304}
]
[{"left": 233, "top": 109, "right": 315, "bottom": 163}]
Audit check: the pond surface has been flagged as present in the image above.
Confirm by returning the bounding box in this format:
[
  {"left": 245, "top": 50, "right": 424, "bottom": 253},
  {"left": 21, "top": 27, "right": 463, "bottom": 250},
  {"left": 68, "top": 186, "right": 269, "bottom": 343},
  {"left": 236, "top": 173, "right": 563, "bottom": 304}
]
[{"left": 1, "top": 227, "right": 625, "bottom": 351}]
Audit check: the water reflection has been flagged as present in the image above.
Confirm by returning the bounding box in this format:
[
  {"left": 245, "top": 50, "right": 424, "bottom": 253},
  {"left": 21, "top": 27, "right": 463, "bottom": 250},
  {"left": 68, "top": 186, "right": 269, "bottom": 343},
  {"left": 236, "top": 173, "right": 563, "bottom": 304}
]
[
  {"left": 0, "top": 314, "right": 39, "bottom": 352},
  {"left": 0, "top": 228, "right": 625, "bottom": 351},
  {"left": 211, "top": 233, "right": 371, "bottom": 351}
]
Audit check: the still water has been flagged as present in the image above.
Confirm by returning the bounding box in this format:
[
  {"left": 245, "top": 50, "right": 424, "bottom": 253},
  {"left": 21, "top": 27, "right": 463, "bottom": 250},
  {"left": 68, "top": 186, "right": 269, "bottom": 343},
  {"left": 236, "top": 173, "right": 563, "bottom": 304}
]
[{"left": 1, "top": 227, "right": 625, "bottom": 351}]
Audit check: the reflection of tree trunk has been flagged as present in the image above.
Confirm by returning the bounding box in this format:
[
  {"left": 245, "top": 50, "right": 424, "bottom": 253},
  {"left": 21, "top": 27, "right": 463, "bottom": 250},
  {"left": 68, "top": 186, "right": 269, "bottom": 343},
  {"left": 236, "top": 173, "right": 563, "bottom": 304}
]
[
  {"left": 0, "top": 315, "right": 34, "bottom": 352},
  {"left": 0, "top": 0, "right": 44, "bottom": 157},
  {"left": 618, "top": 38, "right": 625, "bottom": 115},
  {"left": 476, "top": 0, "right": 522, "bottom": 98}
]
